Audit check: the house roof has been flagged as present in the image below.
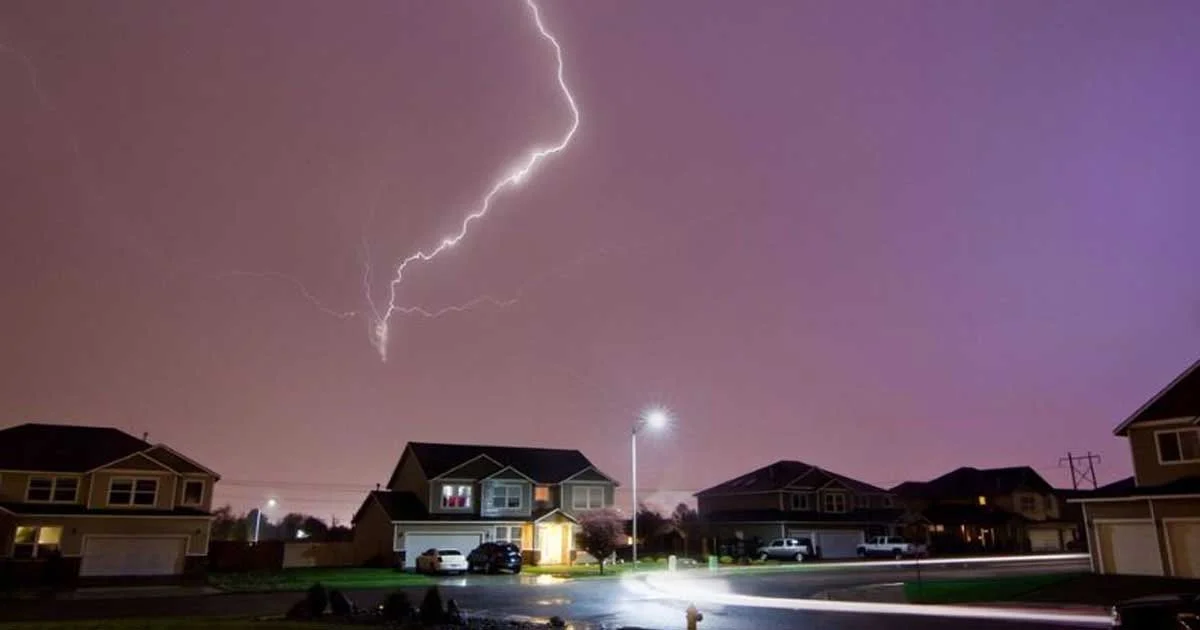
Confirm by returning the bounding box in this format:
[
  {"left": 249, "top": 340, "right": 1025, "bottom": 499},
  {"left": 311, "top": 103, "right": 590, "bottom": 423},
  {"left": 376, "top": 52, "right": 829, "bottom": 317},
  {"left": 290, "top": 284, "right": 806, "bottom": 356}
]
[
  {"left": 0, "top": 502, "right": 211, "bottom": 517},
  {"left": 919, "top": 503, "right": 1028, "bottom": 527},
  {"left": 702, "top": 508, "right": 904, "bottom": 525},
  {"left": 0, "top": 423, "right": 152, "bottom": 472},
  {"left": 1113, "top": 358, "right": 1200, "bottom": 436},
  {"left": 890, "top": 466, "right": 1053, "bottom": 500},
  {"left": 355, "top": 490, "right": 534, "bottom": 523},
  {"left": 406, "top": 442, "right": 608, "bottom": 484},
  {"left": 694, "top": 460, "right": 890, "bottom": 497}
]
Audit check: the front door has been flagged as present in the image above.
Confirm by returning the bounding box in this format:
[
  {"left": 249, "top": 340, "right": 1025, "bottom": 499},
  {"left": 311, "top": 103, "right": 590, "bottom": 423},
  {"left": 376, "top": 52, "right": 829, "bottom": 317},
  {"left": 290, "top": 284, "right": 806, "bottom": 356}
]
[{"left": 538, "top": 524, "right": 564, "bottom": 565}]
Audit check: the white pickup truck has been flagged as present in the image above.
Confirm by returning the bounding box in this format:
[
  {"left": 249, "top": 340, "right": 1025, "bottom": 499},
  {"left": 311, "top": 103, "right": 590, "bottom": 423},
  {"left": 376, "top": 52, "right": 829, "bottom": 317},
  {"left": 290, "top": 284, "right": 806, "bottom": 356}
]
[{"left": 856, "top": 536, "right": 927, "bottom": 559}]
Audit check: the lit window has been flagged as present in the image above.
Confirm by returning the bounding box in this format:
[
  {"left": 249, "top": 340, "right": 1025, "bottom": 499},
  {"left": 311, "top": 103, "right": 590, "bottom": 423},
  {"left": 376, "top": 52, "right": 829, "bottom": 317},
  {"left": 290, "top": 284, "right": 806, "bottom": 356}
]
[
  {"left": 790, "top": 493, "right": 811, "bottom": 510},
  {"left": 496, "top": 525, "right": 523, "bottom": 547},
  {"left": 1158, "top": 429, "right": 1200, "bottom": 464},
  {"left": 441, "top": 484, "right": 472, "bottom": 509},
  {"left": 109, "top": 478, "right": 158, "bottom": 506},
  {"left": 26, "top": 477, "right": 78, "bottom": 503},
  {"left": 977, "top": 496, "right": 987, "bottom": 506},
  {"left": 492, "top": 484, "right": 523, "bottom": 509},
  {"left": 572, "top": 486, "right": 605, "bottom": 510},
  {"left": 822, "top": 493, "right": 847, "bottom": 513},
  {"left": 182, "top": 480, "right": 205, "bottom": 505},
  {"left": 13, "top": 526, "right": 62, "bottom": 558},
  {"left": 534, "top": 486, "right": 551, "bottom": 502}
]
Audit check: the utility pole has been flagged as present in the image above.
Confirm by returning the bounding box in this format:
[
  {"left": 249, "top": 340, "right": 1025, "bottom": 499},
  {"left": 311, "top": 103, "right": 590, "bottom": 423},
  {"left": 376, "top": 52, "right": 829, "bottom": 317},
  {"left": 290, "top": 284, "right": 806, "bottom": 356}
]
[{"left": 1060, "top": 452, "right": 1101, "bottom": 490}]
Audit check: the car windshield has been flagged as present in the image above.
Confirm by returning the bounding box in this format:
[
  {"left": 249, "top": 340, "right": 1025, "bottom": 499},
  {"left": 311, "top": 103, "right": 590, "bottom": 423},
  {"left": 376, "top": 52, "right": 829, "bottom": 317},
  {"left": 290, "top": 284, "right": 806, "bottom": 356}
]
[{"left": 438, "top": 550, "right": 462, "bottom": 556}]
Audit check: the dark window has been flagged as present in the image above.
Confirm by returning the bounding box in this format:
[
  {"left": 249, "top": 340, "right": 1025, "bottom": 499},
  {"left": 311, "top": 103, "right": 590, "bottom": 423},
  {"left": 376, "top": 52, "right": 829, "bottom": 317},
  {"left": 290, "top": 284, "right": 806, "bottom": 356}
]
[
  {"left": 1158, "top": 429, "right": 1200, "bottom": 463},
  {"left": 53, "top": 478, "right": 78, "bottom": 502},
  {"left": 25, "top": 477, "right": 53, "bottom": 502},
  {"left": 183, "top": 480, "right": 204, "bottom": 505}
]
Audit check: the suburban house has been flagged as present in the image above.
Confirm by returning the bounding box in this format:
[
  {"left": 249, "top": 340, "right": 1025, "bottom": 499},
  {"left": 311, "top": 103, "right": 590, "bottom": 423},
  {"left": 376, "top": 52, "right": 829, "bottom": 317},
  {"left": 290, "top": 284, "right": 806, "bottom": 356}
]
[
  {"left": 891, "top": 466, "right": 1080, "bottom": 554},
  {"left": 0, "top": 423, "right": 219, "bottom": 580},
  {"left": 694, "top": 460, "right": 902, "bottom": 558},
  {"left": 352, "top": 442, "right": 618, "bottom": 569},
  {"left": 1071, "top": 357, "right": 1200, "bottom": 576}
]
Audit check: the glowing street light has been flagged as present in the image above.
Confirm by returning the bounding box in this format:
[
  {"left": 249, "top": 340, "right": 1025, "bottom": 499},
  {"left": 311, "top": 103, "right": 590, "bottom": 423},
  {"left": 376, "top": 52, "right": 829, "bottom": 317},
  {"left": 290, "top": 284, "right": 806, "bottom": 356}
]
[
  {"left": 632, "top": 407, "right": 671, "bottom": 568},
  {"left": 253, "top": 498, "right": 277, "bottom": 544}
]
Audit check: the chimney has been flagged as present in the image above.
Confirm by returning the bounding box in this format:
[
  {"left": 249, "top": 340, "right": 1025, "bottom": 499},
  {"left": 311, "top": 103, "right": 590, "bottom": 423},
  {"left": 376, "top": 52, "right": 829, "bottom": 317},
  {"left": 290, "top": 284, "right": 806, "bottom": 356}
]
[
  {"left": 375, "top": 483, "right": 381, "bottom": 491},
  {"left": 142, "top": 432, "right": 149, "bottom": 442}
]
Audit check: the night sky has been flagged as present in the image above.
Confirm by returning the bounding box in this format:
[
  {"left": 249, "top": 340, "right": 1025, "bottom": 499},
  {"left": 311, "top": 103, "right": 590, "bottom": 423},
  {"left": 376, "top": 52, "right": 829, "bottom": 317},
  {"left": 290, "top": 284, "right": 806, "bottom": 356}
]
[{"left": 3, "top": 0, "right": 1199, "bottom": 523}]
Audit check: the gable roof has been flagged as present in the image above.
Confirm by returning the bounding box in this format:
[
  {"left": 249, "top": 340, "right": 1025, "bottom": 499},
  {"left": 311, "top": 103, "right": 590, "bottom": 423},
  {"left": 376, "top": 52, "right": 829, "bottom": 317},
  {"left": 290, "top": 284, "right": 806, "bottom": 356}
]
[
  {"left": 1113, "top": 358, "right": 1200, "bottom": 436},
  {"left": 694, "top": 460, "right": 889, "bottom": 497},
  {"left": 353, "top": 490, "right": 539, "bottom": 523},
  {"left": 892, "top": 466, "right": 1053, "bottom": 500},
  {"left": 0, "top": 423, "right": 152, "bottom": 472},
  {"left": 404, "top": 442, "right": 609, "bottom": 485}
]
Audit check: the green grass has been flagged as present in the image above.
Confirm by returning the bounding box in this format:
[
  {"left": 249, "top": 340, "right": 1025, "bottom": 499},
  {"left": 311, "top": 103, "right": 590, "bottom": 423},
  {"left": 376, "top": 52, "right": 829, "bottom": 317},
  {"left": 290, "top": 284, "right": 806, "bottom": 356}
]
[
  {"left": 208, "top": 568, "right": 433, "bottom": 592},
  {"left": 904, "top": 572, "right": 1086, "bottom": 604},
  {"left": 0, "top": 619, "right": 364, "bottom": 630}
]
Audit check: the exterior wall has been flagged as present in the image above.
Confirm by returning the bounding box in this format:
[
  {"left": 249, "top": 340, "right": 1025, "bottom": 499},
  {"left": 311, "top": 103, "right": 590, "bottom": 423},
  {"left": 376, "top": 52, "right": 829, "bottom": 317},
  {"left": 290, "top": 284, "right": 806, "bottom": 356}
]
[
  {"left": 0, "top": 472, "right": 88, "bottom": 505},
  {"left": 0, "top": 510, "right": 13, "bottom": 556},
  {"left": 480, "top": 479, "right": 533, "bottom": 519},
  {"left": 102, "top": 453, "right": 175, "bottom": 472},
  {"left": 13, "top": 515, "right": 211, "bottom": 556},
  {"left": 177, "top": 475, "right": 215, "bottom": 512},
  {"left": 437, "top": 457, "right": 504, "bottom": 481},
  {"left": 560, "top": 482, "right": 615, "bottom": 517},
  {"left": 1130, "top": 423, "right": 1200, "bottom": 487},
  {"left": 387, "top": 450, "right": 429, "bottom": 498},
  {"left": 1011, "top": 491, "right": 1060, "bottom": 521},
  {"left": 698, "top": 493, "right": 780, "bottom": 515},
  {"left": 565, "top": 469, "right": 611, "bottom": 483},
  {"left": 352, "top": 499, "right": 395, "bottom": 564}
]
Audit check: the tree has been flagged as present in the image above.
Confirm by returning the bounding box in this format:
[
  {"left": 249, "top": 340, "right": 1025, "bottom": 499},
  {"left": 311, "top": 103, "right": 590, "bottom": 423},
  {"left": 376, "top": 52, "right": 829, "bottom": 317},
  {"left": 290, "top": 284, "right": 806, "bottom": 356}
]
[
  {"left": 575, "top": 508, "right": 625, "bottom": 574},
  {"left": 210, "top": 505, "right": 240, "bottom": 541},
  {"left": 327, "top": 525, "right": 353, "bottom": 542},
  {"left": 632, "top": 503, "right": 670, "bottom": 553},
  {"left": 671, "top": 503, "right": 700, "bottom": 555},
  {"left": 301, "top": 516, "right": 330, "bottom": 541}
]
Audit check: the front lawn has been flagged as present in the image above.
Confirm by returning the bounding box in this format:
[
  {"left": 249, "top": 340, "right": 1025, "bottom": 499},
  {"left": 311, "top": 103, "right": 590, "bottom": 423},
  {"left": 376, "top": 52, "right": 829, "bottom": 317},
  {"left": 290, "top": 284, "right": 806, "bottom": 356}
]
[
  {"left": 209, "top": 568, "right": 433, "bottom": 592},
  {"left": 904, "top": 572, "right": 1084, "bottom": 604}
]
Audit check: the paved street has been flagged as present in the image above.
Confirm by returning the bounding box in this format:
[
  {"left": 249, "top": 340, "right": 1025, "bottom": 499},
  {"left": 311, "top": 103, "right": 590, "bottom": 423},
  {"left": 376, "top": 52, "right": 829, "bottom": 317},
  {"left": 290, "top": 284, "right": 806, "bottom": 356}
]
[{"left": 0, "top": 558, "right": 1106, "bottom": 629}]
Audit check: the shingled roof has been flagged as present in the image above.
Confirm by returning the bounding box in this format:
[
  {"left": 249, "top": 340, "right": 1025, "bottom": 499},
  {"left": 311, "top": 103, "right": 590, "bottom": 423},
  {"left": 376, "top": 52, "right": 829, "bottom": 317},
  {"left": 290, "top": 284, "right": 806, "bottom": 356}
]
[
  {"left": 1113, "top": 357, "right": 1200, "bottom": 436},
  {"left": 0, "top": 423, "right": 152, "bottom": 472},
  {"left": 405, "top": 442, "right": 605, "bottom": 484},
  {"left": 694, "top": 460, "right": 890, "bottom": 497},
  {"left": 891, "top": 466, "right": 1053, "bottom": 500}
]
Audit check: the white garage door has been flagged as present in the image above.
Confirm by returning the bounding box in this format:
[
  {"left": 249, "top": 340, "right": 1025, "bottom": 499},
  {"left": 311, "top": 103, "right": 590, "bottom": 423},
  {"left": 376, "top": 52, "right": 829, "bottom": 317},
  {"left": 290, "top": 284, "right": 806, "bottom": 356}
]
[
  {"left": 80, "top": 537, "right": 185, "bottom": 577},
  {"left": 1098, "top": 521, "right": 1162, "bottom": 576},
  {"left": 402, "top": 532, "right": 482, "bottom": 569},
  {"left": 814, "top": 530, "right": 864, "bottom": 559},
  {"left": 1029, "top": 529, "right": 1063, "bottom": 552},
  {"left": 1166, "top": 521, "right": 1200, "bottom": 578}
]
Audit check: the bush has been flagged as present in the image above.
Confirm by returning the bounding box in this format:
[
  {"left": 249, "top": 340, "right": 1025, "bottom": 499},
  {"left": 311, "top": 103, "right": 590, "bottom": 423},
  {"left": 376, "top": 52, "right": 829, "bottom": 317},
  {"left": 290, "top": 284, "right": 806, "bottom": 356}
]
[
  {"left": 719, "top": 556, "right": 734, "bottom": 565},
  {"left": 304, "top": 582, "right": 328, "bottom": 617},
  {"left": 419, "top": 586, "right": 445, "bottom": 625},
  {"left": 380, "top": 591, "right": 414, "bottom": 622}
]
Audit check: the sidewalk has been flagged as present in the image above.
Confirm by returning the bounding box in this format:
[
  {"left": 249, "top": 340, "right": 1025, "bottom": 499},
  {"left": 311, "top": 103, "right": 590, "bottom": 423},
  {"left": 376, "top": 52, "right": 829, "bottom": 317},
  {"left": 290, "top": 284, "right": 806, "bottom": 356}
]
[
  {"left": 58, "top": 585, "right": 222, "bottom": 600},
  {"left": 814, "top": 582, "right": 1109, "bottom": 615}
]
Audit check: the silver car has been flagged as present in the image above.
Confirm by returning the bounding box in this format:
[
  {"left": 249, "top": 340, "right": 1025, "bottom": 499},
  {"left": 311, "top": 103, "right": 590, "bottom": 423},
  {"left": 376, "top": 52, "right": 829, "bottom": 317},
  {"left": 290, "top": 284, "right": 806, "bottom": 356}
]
[{"left": 756, "top": 537, "right": 816, "bottom": 562}]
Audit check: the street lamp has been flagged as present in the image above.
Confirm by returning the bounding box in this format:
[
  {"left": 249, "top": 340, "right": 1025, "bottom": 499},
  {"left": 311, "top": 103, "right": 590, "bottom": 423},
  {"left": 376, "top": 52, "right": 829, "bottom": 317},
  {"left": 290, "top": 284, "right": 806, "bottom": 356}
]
[
  {"left": 253, "top": 498, "right": 277, "bottom": 544},
  {"left": 632, "top": 407, "right": 670, "bottom": 568}
]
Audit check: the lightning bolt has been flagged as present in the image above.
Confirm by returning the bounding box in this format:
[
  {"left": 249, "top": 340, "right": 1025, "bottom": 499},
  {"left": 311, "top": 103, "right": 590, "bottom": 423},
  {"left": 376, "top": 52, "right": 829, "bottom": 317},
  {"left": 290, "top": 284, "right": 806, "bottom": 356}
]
[
  {"left": 228, "top": 271, "right": 359, "bottom": 320},
  {"left": 369, "top": 0, "right": 581, "bottom": 361}
]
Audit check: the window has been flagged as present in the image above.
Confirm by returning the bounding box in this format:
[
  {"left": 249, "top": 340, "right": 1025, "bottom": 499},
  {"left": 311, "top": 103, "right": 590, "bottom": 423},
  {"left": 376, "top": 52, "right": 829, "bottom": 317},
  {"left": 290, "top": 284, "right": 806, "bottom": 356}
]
[
  {"left": 25, "top": 477, "right": 78, "bottom": 503},
  {"left": 977, "top": 495, "right": 987, "bottom": 506},
  {"left": 441, "top": 484, "right": 472, "bottom": 509},
  {"left": 1043, "top": 495, "right": 1054, "bottom": 512},
  {"left": 13, "top": 526, "right": 62, "bottom": 559},
  {"left": 881, "top": 495, "right": 894, "bottom": 508},
  {"left": 853, "top": 495, "right": 870, "bottom": 510},
  {"left": 495, "top": 525, "right": 523, "bottom": 547},
  {"left": 822, "top": 492, "right": 847, "bottom": 513},
  {"left": 491, "top": 484, "right": 523, "bottom": 509},
  {"left": 790, "top": 493, "right": 811, "bottom": 511},
  {"left": 1157, "top": 429, "right": 1200, "bottom": 464},
  {"left": 572, "top": 486, "right": 605, "bottom": 510},
  {"left": 182, "top": 480, "right": 205, "bottom": 505},
  {"left": 108, "top": 478, "right": 158, "bottom": 506},
  {"left": 1019, "top": 495, "right": 1037, "bottom": 512},
  {"left": 534, "top": 486, "right": 551, "bottom": 502}
]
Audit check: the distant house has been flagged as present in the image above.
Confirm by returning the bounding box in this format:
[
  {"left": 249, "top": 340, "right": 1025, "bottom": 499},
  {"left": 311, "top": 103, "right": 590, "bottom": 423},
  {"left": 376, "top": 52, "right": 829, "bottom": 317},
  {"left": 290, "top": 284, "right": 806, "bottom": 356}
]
[
  {"left": 891, "top": 466, "right": 1079, "bottom": 553},
  {"left": 695, "top": 460, "right": 902, "bottom": 559},
  {"left": 352, "top": 442, "right": 619, "bottom": 568},
  {"left": 1071, "top": 358, "right": 1200, "bottom": 576},
  {"left": 0, "top": 423, "right": 219, "bottom": 581}
]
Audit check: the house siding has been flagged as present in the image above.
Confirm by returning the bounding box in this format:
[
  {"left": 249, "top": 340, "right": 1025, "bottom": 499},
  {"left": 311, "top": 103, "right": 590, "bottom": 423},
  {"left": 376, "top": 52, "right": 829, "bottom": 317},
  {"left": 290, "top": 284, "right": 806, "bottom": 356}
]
[
  {"left": 1, "top": 472, "right": 31, "bottom": 502},
  {"left": 99, "top": 453, "right": 175, "bottom": 472},
  {"left": 565, "top": 469, "right": 610, "bottom": 483},
  {"left": 352, "top": 499, "right": 395, "bottom": 564},
  {"left": 388, "top": 449, "right": 427, "bottom": 497},
  {"left": 699, "top": 493, "right": 780, "bottom": 514},
  {"left": 12, "top": 515, "right": 211, "bottom": 556},
  {"left": 436, "top": 457, "right": 503, "bottom": 481},
  {"left": 1130, "top": 424, "right": 1200, "bottom": 487}
]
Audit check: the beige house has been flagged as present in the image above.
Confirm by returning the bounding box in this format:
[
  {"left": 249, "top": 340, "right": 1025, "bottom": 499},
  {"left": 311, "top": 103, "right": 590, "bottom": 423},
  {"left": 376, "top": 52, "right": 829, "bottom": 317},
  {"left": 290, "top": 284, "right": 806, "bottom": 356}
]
[
  {"left": 0, "top": 423, "right": 219, "bottom": 581},
  {"left": 1072, "top": 357, "right": 1200, "bottom": 576},
  {"left": 352, "top": 442, "right": 618, "bottom": 569}
]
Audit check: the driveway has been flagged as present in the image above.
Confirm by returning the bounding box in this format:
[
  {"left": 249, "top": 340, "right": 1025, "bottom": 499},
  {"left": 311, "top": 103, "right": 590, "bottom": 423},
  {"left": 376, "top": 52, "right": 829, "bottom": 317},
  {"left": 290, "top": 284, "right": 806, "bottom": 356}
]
[{"left": 0, "top": 557, "right": 1102, "bottom": 629}]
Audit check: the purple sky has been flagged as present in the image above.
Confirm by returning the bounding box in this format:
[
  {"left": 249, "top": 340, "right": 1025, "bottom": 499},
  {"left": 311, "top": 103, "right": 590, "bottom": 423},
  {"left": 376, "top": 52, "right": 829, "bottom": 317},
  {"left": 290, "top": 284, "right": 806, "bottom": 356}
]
[{"left": 3, "top": 0, "right": 1199, "bottom": 523}]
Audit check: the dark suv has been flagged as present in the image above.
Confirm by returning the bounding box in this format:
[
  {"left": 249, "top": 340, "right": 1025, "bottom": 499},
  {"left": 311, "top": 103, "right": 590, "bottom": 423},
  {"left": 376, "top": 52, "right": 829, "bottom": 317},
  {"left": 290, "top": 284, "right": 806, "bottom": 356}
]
[{"left": 466, "top": 542, "right": 523, "bottom": 574}]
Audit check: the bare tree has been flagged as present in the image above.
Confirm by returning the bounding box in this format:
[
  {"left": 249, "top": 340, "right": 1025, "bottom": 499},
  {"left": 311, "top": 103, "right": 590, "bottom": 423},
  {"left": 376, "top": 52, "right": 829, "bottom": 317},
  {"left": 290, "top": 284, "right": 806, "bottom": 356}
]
[{"left": 575, "top": 508, "right": 625, "bottom": 574}]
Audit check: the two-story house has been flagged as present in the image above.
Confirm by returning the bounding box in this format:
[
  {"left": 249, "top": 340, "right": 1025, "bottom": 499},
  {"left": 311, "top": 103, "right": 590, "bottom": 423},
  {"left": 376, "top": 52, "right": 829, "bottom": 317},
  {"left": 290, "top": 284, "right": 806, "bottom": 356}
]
[
  {"left": 1071, "top": 357, "right": 1200, "bottom": 576},
  {"left": 351, "top": 442, "right": 619, "bottom": 569},
  {"left": 694, "top": 460, "right": 902, "bottom": 558},
  {"left": 891, "top": 466, "right": 1079, "bottom": 554},
  {"left": 0, "top": 423, "right": 219, "bottom": 581}
]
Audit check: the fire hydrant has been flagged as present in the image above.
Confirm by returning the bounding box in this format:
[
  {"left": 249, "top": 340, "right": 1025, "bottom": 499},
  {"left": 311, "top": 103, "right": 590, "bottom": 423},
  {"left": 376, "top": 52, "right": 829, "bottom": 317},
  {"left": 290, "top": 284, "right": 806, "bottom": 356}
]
[{"left": 686, "top": 603, "right": 703, "bottom": 629}]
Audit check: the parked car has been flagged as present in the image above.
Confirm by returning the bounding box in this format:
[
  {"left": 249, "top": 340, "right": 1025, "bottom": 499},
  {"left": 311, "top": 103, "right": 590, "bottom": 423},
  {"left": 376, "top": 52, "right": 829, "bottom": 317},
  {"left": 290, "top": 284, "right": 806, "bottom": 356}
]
[
  {"left": 467, "top": 542, "right": 523, "bottom": 574},
  {"left": 856, "top": 536, "right": 927, "bottom": 559},
  {"left": 756, "top": 537, "right": 816, "bottom": 562},
  {"left": 415, "top": 548, "right": 468, "bottom": 574},
  {"left": 1110, "top": 594, "right": 1200, "bottom": 629}
]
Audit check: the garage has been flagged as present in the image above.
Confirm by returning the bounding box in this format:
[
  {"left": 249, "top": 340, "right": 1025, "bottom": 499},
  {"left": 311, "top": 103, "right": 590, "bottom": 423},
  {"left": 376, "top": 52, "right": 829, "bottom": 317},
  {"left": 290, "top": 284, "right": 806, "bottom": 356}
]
[
  {"left": 1097, "top": 521, "right": 1162, "bottom": 576},
  {"left": 79, "top": 536, "right": 186, "bottom": 577},
  {"left": 1028, "top": 529, "right": 1063, "bottom": 552},
  {"left": 814, "top": 530, "right": 864, "bottom": 559},
  {"left": 1166, "top": 520, "right": 1200, "bottom": 578},
  {"left": 401, "top": 532, "right": 482, "bottom": 569}
]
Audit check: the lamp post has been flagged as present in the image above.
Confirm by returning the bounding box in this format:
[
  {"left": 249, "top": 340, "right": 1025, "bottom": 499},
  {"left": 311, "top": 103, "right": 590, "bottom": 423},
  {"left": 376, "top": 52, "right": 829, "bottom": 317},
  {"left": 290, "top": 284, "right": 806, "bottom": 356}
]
[
  {"left": 632, "top": 408, "right": 670, "bottom": 568},
  {"left": 253, "top": 498, "right": 277, "bottom": 544}
]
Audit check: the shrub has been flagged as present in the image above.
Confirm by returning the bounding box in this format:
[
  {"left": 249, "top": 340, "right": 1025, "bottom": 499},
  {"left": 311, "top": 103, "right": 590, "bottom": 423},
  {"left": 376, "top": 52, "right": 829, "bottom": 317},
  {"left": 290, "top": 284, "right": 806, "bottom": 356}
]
[
  {"left": 380, "top": 590, "right": 414, "bottom": 622},
  {"left": 719, "top": 556, "right": 734, "bottom": 565},
  {"left": 304, "top": 582, "right": 328, "bottom": 617},
  {"left": 419, "top": 586, "right": 445, "bottom": 625}
]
